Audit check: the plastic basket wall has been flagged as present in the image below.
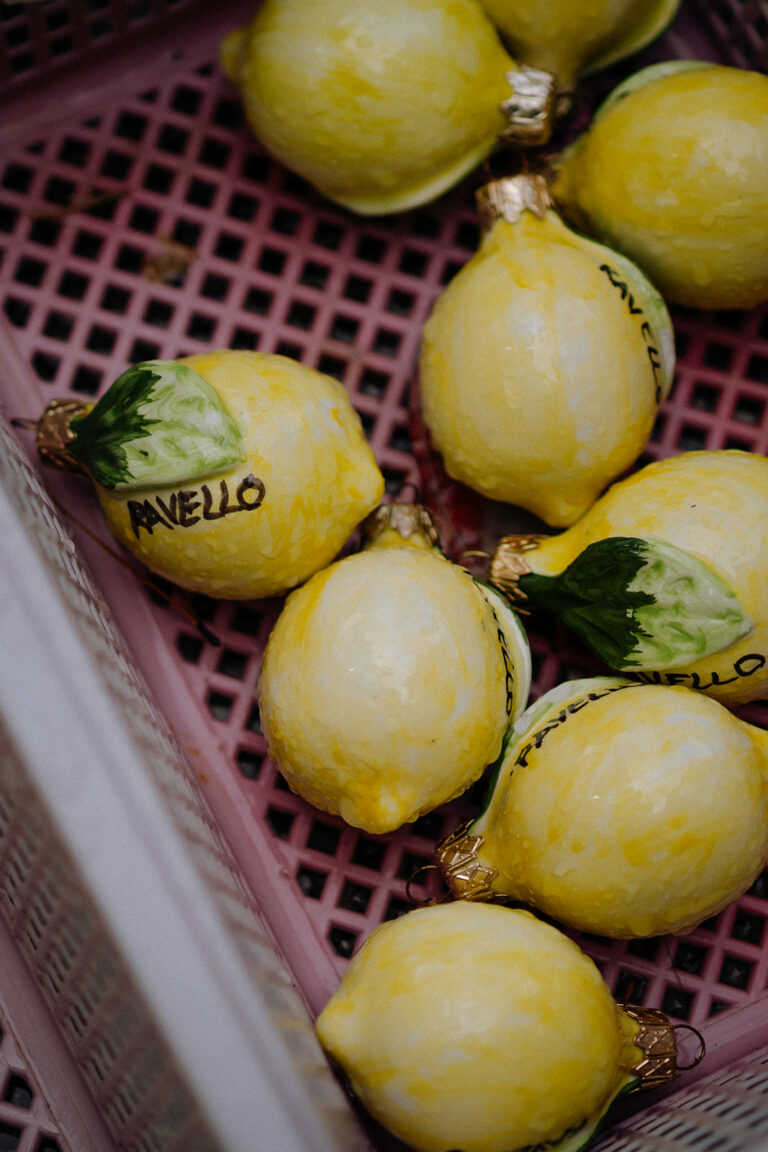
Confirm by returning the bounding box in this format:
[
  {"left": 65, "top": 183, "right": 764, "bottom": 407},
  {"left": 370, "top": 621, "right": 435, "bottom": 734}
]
[{"left": 0, "top": 1, "right": 767, "bottom": 1150}]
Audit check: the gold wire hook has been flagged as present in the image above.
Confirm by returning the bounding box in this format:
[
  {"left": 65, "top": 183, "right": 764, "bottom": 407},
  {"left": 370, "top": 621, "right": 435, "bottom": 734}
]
[
  {"left": 672, "top": 1023, "right": 707, "bottom": 1071},
  {"left": 405, "top": 864, "right": 448, "bottom": 907}
]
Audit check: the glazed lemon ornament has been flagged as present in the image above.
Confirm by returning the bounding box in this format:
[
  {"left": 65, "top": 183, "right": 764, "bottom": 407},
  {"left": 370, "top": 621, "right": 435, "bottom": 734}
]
[
  {"left": 36, "top": 351, "right": 384, "bottom": 599},
  {"left": 437, "top": 677, "right": 768, "bottom": 938},
  {"left": 220, "top": 0, "right": 563, "bottom": 215},
  {"left": 258, "top": 503, "right": 531, "bottom": 833},
  {"left": 489, "top": 449, "right": 768, "bottom": 705},
  {"left": 478, "top": 0, "right": 680, "bottom": 93},
  {"left": 418, "top": 174, "right": 674, "bottom": 527},
  {"left": 552, "top": 61, "right": 768, "bottom": 309},
  {"left": 316, "top": 901, "right": 689, "bottom": 1152}
]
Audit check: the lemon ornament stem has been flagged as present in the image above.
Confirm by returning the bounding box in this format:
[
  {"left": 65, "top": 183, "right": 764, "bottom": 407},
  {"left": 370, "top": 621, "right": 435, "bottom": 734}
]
[
  {"left": 36, "top": 351, "right": 384, "bottom": 600},
  {"left": 220, "top": 0, "right": 566, "bottom": 216},
  {"left": 437, "top": 677, "right": 768, "bottom": 939},
  {"left": 316, "top": 902, "right": 688, "bottom": 1152},
  {"left": 489, "top": 449, "right": 768, "bottom": 705},
  {"left": 478, "top": 0, "right": 680, "bottom": 94},
  {"left": 552, "top": 61, "right": 768, "bottom": 310},
  {"left": 257, "top": 502, "right": 531, "bottom": 834},
  {"left": 418, "top": 174, "right": 674, "bottom": 527}
]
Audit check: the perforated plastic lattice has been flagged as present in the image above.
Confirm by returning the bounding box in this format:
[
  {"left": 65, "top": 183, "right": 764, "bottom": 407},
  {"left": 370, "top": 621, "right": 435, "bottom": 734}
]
[{"left": 1, "top": 1, "right": 768, "bottom": 1149}]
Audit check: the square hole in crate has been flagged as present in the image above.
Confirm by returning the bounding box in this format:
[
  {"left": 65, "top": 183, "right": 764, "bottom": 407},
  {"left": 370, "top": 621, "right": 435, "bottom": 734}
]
[
  {"left": 213, "top": 96, "right": 242, "bottom": 129},
  {"left": 411, "top": 810, "right": 446, "bottom": 840},
  {"left": 747, "top": 353, "right": 768, "bottom": 383},
  {"left": 44, "top": 175, "right": 76, "bottom": 207},
  {"left": 186, "top": 177, "right": 216, "bottom": 208},
  {"left": 171, "top": 84, "right": 203, "bottom": 116},
  {"left": 3, "top": 297, "right": 31, "bottom": 328},
  {"left": 228, "top": 191, "right": 259, "bottom": 222},
  {"left": 389, "top": 424, "right": 412, "bottom": 454},
  {"left": 116, "top": 243, "right": 146, "bottom": 273},
  {"left": 207, "top": 690, "right": 234, "bottom": 722},
  {"left": 144, "top": 162, "right": 174, "bottom": 194},
  {"left": 703, "top": 341, "right": 734, "bottom": 371},
  {"left": 454, "top": 219, "right": 480, "bottom": 251},
  {"left": 176, "top": 632, "right": 203, "bottom": 664},
  {"left": 43, "top": 310, "right": 74, "bottom": 341},
  {"left": 2, "top": 162, "right": 34, "bottom": 193},
  {"left": 3, "top": 1073, "right": 32, "bottom": 1109},
  {"left": 356, "top": 234, "right": 387, "bottom": 264},
  {"left": 691, "top": 382, "right": 721, "bottom": 412},
  {"left": 338, "top": 880, "right": 373, "bottom": 915},
  {"left": 14, "top": 255, "right": 46, "bottom": 286},
  {"left": 243, "top": 286, "right": 273, "bottom": 315},
  {"left": 677, "top": 423, "right": 709, "bottom": 451},
  {"left": 330, "top": 314, "right": 359, "bottom": 343},
  {"left": 351, "top": 835, "right": 386, "bottom": 871},
  {"left": 143, "top": 298, "right": 174, "bottom": 328},
  {"left": 72, "top": 365, "right": 103, "bottom": 396},
  {"left": 613, "top": 970, "right": 648, "bottom": 1004},
  {"left": 661, "top": 985, "right": 694, "bottom": 1020},
  {"left": 626, "top": 938, "right": 660, "bottom": 961},
  {"left": 384, "top": 895, "right": 411, "bottom": 921},
  {"left": 748, "top": 870, "right": 768, "bottom": 900},
  {"left": 217, "top": 648, "right": 248, "bottom": 679},
  {"left": 73, "top": 229, "right": 104, "bottom": 260},
  {"left": 266, "top": 806, "right": 295, "bottom": 840},
  {"left": 32, "top": 351, "right": 60, "bottom": 382},
  {"left": 101, "top": 283, "right": 131, "bottom": 313},
  {"left": 258, "top": 246, "right": 287, "bottom": 275},
  {"left": 231, "top": 327, "right": 260, "bottom": 350},
  {"left": 157, "top": 123, "right": 189, "bottom": 155},
  {"left": 297, "top": 865, "right": 328, "bottom": 900},
  {"left": 0, "top": 1121, "right": 22, "bottom": 1150},
  {"left": 360, "top": 368, "right": 390, "bottom": 398},
  {"left": 130, "top": 338, "right": 161, "bottom": 362},
  {"left": 313, "top": 219, "right": 344, "bottom": 250},
  {"left": 317, "top": 355, "right": 347, "bottom": 381},
  {"left": 673, "top": 941, "right": 708, "bottom": 976},
  {"left": 329, "top": 925, "right": 358, "bottom": 958},
  {"left": 116, "top": 110, "right": 148, "bottom": 141},
  {"left": 201, "top": 272, "right": 230, "bottom": 302},
  {"left": 441, "top": 259, "right": 464, "bottom": 285},
  {"left": 307, "top": 820, "right": 342, "bottom": 856},
  {"left": 276, "top": 340, "right": 303, "bottom": 360},
  {"left": 397, "top": 850, "right": 431, "bottom": 884},
  {"left": 129, "top": 204, "right": 159, "bottom": 235},
  {"left": 708, "top": 998, "right": 735, "bottom": 1017},
  {"left": 718, "top": 954, "right": 754, "bottom": 990},
  {"left": 286, "top": 301, "right": 316, "bottom": 330},
  {"left": 230, "top": 605, "right": 263, "bottom": 636},
  {"left": 733, "top": 394, "right": 764, "bottom": 426},
  {"left": 242, "top": 153, "right": 271, "bottom": 184},
  {"left": 344, "top": 274, "right": 372, "bottom": 303},
  {"left": 199, "top": 137, "right": 231, "bottom": 169},
  {"left": 57, "top": 136, "right": 90, "bottom": 168},
  {"left": 301, "top": 260, "right": 330, "bottom": 290},
  {"left": 236, "top": 747, "right": 263, "bottom": 780},
  {"left": 399, "top": 248, "right": 429, "bottom": 278},
  {"left": 387, "top": 288, "right": 416, "bottom": 316},
  {"left": 0, "top": 203, "right": 19, "bottom": 233},
  {"left": 101, "top": 149, "right": 133, "bottom": 180},
  {"left": 186, "top": 312, "right": 217, "bottom": 341},
  {"left": 271, "top": 206, "right": 301, "bottom": 236},
  {"left": 243, "top": 703, "right": 261, "bottom": 735},
  {"left": 731, "top": 910, "right": 765, "bottom": 945}
]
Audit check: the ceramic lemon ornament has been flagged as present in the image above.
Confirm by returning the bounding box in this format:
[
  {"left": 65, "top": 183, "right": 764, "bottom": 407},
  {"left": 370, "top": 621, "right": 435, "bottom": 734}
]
[
  {"left": 258, "top": 503, "right": 531, "bottom": 833},
  {"left": 36, "top": 351, "right": 384, "bottom": 599},
  {"left": 490, "top": 449, "right": 768, "bottom": 704},
  {"left": 418, "top": 174, "right": 674, "bottom": 527},
  {"left": 437, "top": 677, "right": 768, "bottom": 938},
  {"left": 478, "top": 0, "right": 680, "bottom": 93},
  {"left": 552, "top": 61, "right": 768, "bottom": 309},
  {"left": 221, "top": 0, "right": 563, "bottom": 215},
  {"left": 317, "top": 901, "right": 689, "bottom": 1152}
]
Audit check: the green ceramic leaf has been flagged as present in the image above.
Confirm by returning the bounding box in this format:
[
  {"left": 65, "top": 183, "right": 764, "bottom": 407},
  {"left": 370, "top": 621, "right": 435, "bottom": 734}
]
[
  {"left": 68, "top": 360, "right": 243, "bottom": 490},
  {"left": 519, "top": 537, "right": 751, "bottom": 670}
]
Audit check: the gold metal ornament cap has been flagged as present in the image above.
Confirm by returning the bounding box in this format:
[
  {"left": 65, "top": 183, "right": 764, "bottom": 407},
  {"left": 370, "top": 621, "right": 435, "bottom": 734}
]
[
  {"left": 488, "top": 533, "right": 548, "bottom": 604},
  {"left": 35, "top": 398, "right": 91, "bottom": 475},
  {"left": 435, "top": 821, "right": 501, "bottom": 902},
  {"left": 500, "top": 65, "right": 559, "bottom": 146},
  {"left": 476, "top": 174, "right": 555, "bottom": 231},
  {"left": 359, "top": 502, "right": 440, "bottom": 550},
  {"left": 621, "top": 1004, "right": 682, "bottom": 1091}
]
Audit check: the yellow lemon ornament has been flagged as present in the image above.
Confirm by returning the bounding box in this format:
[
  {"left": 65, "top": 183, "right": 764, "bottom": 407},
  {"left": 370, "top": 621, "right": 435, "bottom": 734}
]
[
  {"left": 437, "top": 677, "right": 768, "bottom": 938},
  {"left": 316, "top": 901, "right": 688, "bottom": 1152},
  {"left": 490, "top": 449, "right": 768, "bottom": 704},
  {"left": 36, "top": 351, "right": 384, "bottom": 599},
  {"left": 258, "top": 503, "right": 531, "bottom": 833},
  {"left": 220, "top": 0, "right": 561, "bottom": 215},
  {"left": 552, "top": 61, "right": 768, "bottom": 309},
  {"left": 478, "top": 0, "right": 680, "bottom": 93},
  {"left": 418, "top": 174, "right": 674, "bottom": 527}
]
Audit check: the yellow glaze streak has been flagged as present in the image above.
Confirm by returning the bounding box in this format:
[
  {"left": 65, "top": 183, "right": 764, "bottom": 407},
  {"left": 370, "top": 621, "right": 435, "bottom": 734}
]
[
  {"left": 419, "top": 210, "right": 673, "bottom": 526},
  {"left": 479, "top": 681, "right": 768, "bottom": 937},
  {"left": 221, "top": 0, "right": 514, "bottom": 214},
  {"left": 523, "top": 450, "right": 768, "bottom": 704},
  {"left": 478, "top": 0, "right": 679, "bottom": 89},
  {"left": 98, "top": 350, "right": 383, "bottom": 599},
  {"left": 553, "top": 64, "right": 768, "bottom": 308},
  {"left": 316, "top": 903, "right": 637, "bottom": 1152},
  {"left": 258, "top": 547, "right": 513, "bottom": 833}
]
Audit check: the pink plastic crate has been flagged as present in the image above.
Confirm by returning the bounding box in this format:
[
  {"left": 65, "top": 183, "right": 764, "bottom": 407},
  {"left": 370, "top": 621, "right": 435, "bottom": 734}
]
[{"left": 1, "top": 2, "right": 768, "bottom": 1150}]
